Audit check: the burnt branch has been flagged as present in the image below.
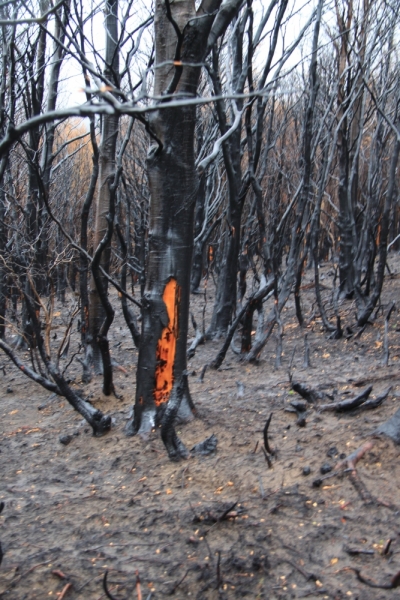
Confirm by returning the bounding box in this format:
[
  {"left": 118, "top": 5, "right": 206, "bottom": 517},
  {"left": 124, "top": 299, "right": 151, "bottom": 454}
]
[{"left": 263, "top": 412, "right": 273, "bottom": 455}]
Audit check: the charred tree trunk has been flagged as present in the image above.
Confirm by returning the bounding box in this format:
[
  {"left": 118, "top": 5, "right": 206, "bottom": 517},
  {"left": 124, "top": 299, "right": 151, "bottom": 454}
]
[
  {"left": 206, "top": 41, "right": 244, "bottom": 338},
  {"left": 115, "top": 222, "right": 140, "bottom": 349},
  {"left": 79, "top": 117, "right": 99, "bottom": 383},
  {"left": 191, "top": 172, "right": 206, "bottom": 293},
  {"left": 127, "top": 0, "right": 241, "bottom": 435},
  {"left": 245, "top": 0, "right": 323, "bottom": 361},
  {"left": 129, "top": 102, "right": 197, "bottom": 432},
  {"left": 88, "top": 0, "right": 119, "bottom": 374},
  {"left": 0, "top": 186, "right": 6, "bottom": 339},
  {"left": 357, "top": 135, "right": 400, "bottom": 325}
]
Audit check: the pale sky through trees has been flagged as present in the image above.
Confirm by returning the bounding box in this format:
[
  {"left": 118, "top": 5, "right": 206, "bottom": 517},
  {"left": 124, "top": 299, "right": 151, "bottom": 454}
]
[{"left": 58, "top": 0, "right": 323, "bottom": 111}]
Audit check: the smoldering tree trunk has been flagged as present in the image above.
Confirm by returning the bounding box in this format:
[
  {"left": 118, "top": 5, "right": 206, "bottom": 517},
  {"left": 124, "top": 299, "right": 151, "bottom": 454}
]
[
  {"left": 128, "top": 104, "right": 197, "bottom": 434},
  {"left": 126, "top": 0, "right": 235, "bottom": 435},
  {"left": 88, "top": 0, "right": 119, "bottom": 375}
]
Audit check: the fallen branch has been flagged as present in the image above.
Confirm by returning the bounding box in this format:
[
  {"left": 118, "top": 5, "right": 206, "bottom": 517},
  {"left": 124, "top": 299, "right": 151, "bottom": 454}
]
[
  {"left": 291, "top": 381, "right": 329, "bottom": 404},
  {"left": 335, "top": 440, "right": 375, "bottom": 504},
  {"left": 0, "top": 338, "right": 60, "bottom": 394},
  {"left": 319, "top": 386, "right": 373, "bottom": 412},
  {"left": 58, "top": 583, "right": 72, "bottom": 600},
  {"left": 335, "top": 440, "right": 375, "bottom": 471},
  {"left": 347, "top": 567, "right": 400, "bottom": 589},
  {"left": 353, "top": 323, "right": 368, "bottom": 339},
  {"left": 312, "top": 440, "right": 375, "bottom": 496},
  {"left": 263, "top": 413, "right": 274, "bottom": 455},
  {"left": 359, "top": 387, "right": 391, "bottom": 410},
  {"left": 344, "top": 546, "right": 374, "bottom": 556}
]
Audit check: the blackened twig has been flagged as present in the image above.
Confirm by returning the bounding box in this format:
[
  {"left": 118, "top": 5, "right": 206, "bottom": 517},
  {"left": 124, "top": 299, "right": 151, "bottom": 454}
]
[
  {"left": 103, "top": 572, "right": 119, "bottom": 600},
  {"left": 218, "top": 501, "right": 238, "bottom": 522},
  {"left": 263, "top": 413, "right": 273, "bottom": 455},
  {"left": 168, "top": 568, "right": 190, "bottom": 595},
  {"left": 303, "top": 333, "right": 310, "bottom": 368},
  {"left": 198, "top": 363, "right": 208, "bottom": 383},
  {"left": 262, "top": 446, "right": 272, "bottom": 468},
  {"left": 216, "top": 550, "right": 222, "bottom": 589}
]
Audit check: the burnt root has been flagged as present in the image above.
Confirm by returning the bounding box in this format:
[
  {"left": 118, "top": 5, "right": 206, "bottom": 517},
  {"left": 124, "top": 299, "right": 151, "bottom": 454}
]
[
  {"left": 160, "top": 372, "right": 190, "bottom": 461},
  {"left": 91, "top": 411, "right": 112, "bottom": 437}
]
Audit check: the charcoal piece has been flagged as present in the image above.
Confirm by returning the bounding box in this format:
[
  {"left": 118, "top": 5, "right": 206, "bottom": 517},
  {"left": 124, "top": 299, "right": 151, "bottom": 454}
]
[
  {"left": 59, "top": 434, "right": 73, "bottom": 446},
  {"left": 327, "top": 446, "right": 339, "bottom": 458},
  {"left": 191, "top": 434, "right": 218, "bottom": 456},
  {"left": 320, "top": 463, "right": 332, "bottom": 474}
]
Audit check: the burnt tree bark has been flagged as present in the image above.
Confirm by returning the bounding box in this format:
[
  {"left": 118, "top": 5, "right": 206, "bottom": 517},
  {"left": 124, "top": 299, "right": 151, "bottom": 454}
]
[
  {"left": 88, "top": 0, "right": 120, "bottom": 374},
  {"left": 127, "top": 0, "right": 243, "bottom": 436}
]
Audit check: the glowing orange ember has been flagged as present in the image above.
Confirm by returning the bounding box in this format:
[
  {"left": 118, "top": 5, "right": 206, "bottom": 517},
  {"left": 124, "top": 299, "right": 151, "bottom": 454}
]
[{"left": 154, "top": 278, "right": 180, "bottom": 405}]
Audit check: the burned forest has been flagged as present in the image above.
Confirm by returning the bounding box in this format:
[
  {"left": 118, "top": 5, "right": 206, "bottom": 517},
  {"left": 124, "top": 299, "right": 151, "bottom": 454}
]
[{"left": 1, "top": 0, "right": 400, "bottom": 598}]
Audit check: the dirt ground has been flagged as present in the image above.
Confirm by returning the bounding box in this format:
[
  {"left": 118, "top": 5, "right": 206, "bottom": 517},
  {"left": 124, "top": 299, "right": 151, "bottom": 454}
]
[{"left": 1, "top": 256, "right": 400, "bottom": 600}]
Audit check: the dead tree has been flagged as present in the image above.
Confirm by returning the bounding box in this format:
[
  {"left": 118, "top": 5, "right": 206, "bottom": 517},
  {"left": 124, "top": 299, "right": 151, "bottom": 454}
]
[{"left": 126, "top": 0, "right": 244, "bottom": 438}]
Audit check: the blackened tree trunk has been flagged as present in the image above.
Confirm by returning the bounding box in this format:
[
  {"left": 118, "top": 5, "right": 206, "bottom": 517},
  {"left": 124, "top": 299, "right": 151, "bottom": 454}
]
[
  {"left": 88, "top": 0, "right": 119, "bottom": 375},
  {"left": 357, "top": 134, "right": 400, "bottom": 326},
  {"left": 16, "top": 5, "right": 49, "bottom": 349},
  {"left": 79, "top": 119, "right": 99, "bottom": 383},
  {"left": 206, "top": 0, "right": 290, "bottom": 338},
  {"left": 0, "top": 186, "right": 6, "bottom": 338},
  {"left": 127, "top": 0, "right": 243, "bottom": 436},
  {"left": 0, "top": 12, "right": 11, "bottom": 340},
  {"left": 205, "top": 37, "right": 245, "bottom": 339},
  {"left": 191, "top": 172, "right": 207, "bottom": 293},
  {"left": 245, "top": 0, "right": 323, "bottom": 361}
]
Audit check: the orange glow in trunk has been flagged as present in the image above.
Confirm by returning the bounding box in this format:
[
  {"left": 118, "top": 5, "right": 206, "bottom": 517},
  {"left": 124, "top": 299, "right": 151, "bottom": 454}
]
[{"left": 154, "top": 278, "right": 180, "bottom": 405}]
